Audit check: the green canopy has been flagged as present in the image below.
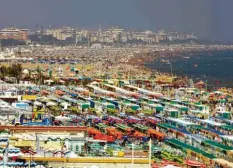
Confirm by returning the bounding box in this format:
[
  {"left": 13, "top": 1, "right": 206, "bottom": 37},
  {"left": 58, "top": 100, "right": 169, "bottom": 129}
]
[
  {"left": 133, "top": 124, "right": 149, "bottom": 131},
  {"left": 220, "top": 125, "right": 233, "bottom": 131},
  {"left": 181, "top": 107, "right": 189, "bottom": 112},
  {"left": 82, "top": 104, "right": 90, "bottom": 109},
  {"left": 115, "top": 124, "right": 130, "bottom": 131},
  {"left": 156, "top": 106, "right": 164, "bottom": 112},
  {"left": 157, "top": 123, "right": 177, "bottom": 130},
  {"left": 165, "top": 139, "right": 216, "bottom": 159},
  {"left": 107, "top": 104, "right": 115, "bottom": 109},
  {"left": 202, "top": 140, "right": 233, "bottom": 151},
  {"left": 96, "top": 123, "right": 107, "bottom": 129},
  {"left": 131, "top": 105, "right": 140, "bottom": 111}
]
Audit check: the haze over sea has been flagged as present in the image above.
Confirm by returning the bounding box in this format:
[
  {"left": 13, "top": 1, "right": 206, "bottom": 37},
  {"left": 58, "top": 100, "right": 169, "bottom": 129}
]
[{"left": 145, "top": 50, "right": 233, "bottom": 87}]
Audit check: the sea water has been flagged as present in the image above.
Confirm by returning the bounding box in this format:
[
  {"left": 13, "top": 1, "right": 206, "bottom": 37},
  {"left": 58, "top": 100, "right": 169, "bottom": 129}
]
[{"left": 145, "top": 50, "right": 233, "bottom": 87}]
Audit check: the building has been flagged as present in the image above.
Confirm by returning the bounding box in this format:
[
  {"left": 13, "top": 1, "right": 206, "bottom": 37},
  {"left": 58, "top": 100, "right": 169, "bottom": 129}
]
[
  {"left": 45, "top": 27, "right": 75, "bottom": 40},
  {"left": 0, "top": 27, "right": 29, "bottom": 41},
  {"left": 44, "top": 26, "right": 197, "bottom": 44}
]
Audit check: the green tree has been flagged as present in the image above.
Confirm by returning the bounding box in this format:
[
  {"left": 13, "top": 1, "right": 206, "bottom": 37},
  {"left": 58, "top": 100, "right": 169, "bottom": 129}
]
[
  {"left": 9, "top": 64, "right": 22, "bottom": 83},
  {"left": 36, "top": 66, "right": 44, "bottom": 85},
  {"left": 0, "top": 65, "right": 8, "bottom": 80}
]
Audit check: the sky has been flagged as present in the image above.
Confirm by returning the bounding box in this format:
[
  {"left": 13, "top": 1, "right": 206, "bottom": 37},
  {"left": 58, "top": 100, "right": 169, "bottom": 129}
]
[{"left": 0, "top": 0, "right": 233, "bottom": 41}]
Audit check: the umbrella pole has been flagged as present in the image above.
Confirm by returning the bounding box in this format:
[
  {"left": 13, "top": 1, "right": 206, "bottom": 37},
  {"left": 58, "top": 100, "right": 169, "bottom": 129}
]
[
  {"left": 149, "top": 138, "right": 152, "bottom": 168},
  {"left": 132, "top": 142, "right": 134, "bottom": 165}
]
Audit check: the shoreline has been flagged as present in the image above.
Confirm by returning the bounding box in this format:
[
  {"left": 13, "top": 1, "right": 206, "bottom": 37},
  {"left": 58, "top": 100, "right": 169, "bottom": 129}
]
[{"left": 127, "top": 46, "right": 233, "bottom": 88}]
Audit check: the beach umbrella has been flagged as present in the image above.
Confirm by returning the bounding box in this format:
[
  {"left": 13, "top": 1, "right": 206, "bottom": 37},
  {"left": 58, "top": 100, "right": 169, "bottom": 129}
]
[
  {"left": 22, "top": 69, "right": 30, "bottom": 74},
  {"left": 60, "top": 102, "right": 71, "bottom": 107},
  {"left": 46, "top": 101, "right": 57, "bottom": 106},
  {"left": 37, "top": 96, "right": 49, "bottom": 102},
  {"left": 44, "top": 79, "right": 54, "bottom": 85},
  {"left": 59, "top": 80, "right": 65, "bottom": 83},
  {"left": 65, "top": 151, "right": 78, "bottom": 158},
  {"left": 34, "top": 101, "right": 42, "bottom": 106},
  {"left": 55, "top": 115, "right": 70, "bottom": 121},
  {"left": 41, "top": 90, "right": 49, "bottom": 95},
  {"left": 89, "top": 166, "right": 99, "bottom": 168},
  {"left": 21, "top": 100, "right": 31, "bottom": 104}
]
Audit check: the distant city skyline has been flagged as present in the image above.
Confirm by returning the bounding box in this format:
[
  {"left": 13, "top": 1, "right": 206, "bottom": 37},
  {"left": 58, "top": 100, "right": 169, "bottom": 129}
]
[{"left": 1, "top": 0, "right": 233, "bottom": 41}]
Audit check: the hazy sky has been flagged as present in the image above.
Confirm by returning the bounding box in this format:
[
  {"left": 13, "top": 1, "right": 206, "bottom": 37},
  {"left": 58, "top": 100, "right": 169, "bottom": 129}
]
[{"left": 0, "top": 0, "right": 233, "bottom": 41}]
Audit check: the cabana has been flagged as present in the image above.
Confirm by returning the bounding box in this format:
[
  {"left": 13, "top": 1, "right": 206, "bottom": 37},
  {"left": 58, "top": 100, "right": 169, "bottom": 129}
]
[
  {"left": 95, "top": 123, "right": 107, "bottom": 130},
  {"left": 106, "top": 127, "right": 123, "bottom": 139},
  {"left": 73, "top": 87, "right": 89, "bottom": 95},
  {"left": 133, "top": 124, "right": 149, "bottom": 132},
  {"left": 165, "top": 139, "right": 216, "bottom": 164},
  {"left": 201, "top": 139, "right": 233, "bottom": 159},
  {"left": 215, "top": 111, "right": 231, "bottom": 120},
  {"left": 167, "top": 118, "right": 194, "bottom": 129},
  {"left": 220, "top": 135, "right": 233, "bottom": 147},
  {"left": 156, "top": 123, "right": 191, "bottom": 140},
  {"left": 94, "top": 101, "right": 115, "bottom": 110},
  {"left": 107, "top": 116, "right": 123, "bottom": 124},
  {"left": 148, "top": 129, "right": 165, "bottom": 141},
  {"left": 164, "top": 109, "right": 180, "bottom": 118},
  {"left": 189, "top": 109, "right": 209, "bottom": 119},
  {"left": 165, "top": 102, "right": 189, "bottom": 113},
  {"left": 189, "top": 125, "right": 225, "bottom": 140},
  {"left": 138, "top": 88, "right": 163, "bottom": 98},
  {"left": 200, "top": 119, "right": 224, "bottom": 130},
  {"left": 185, "top": 160, "right": 206, "bottom": 168},
  {"left": 122, "top": 102, "right": 140, "bottom": 111},
  {"left": 126, "top": 116, "right": 141, "bottom": 124},
  {"left": 87, "top": 85, "right": 117, "bottom": 98},
  {"left": 61, "top": 95, "right": 90, "bottom": 111},
  {"left": 114, "top": 124, "right": 132, "bottom": 134},
  {"left": 102, "top": 84, "right": 139, "bottom": 98},
  {"left": 100, "top": 97, "right": 119, "bottom": 108},
  {"left": 189, "top": 103, "right": 209, "bottom": 114},
  {"left": 133, "top": 130, "right": 147, "bottom": 139},
  {"left": 145, "top": 103, "right": 164, "bottom": 113},
  {"left": 146, "top": 117, "right": 161, "bottom": 125}
]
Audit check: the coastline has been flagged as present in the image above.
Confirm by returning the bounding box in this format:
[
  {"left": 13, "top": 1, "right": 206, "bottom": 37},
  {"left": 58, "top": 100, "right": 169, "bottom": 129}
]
[{"left": 126, "top": 45, "right": 233, "bottom": 88}]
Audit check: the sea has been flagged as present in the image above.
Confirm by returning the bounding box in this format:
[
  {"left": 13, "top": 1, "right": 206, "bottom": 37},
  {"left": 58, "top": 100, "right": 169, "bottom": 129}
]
[{"left": 145, "top": 50, "right": 233, "bottom": 88}]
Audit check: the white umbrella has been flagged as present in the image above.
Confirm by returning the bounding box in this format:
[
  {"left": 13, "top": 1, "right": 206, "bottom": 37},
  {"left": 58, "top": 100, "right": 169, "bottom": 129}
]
[
  {"left": 90, "top": 81, "right": 99, "bottom": 85},
  {"left": 59, "top": 80, "right": 65, "bottom": 83},
  {"left": 22, "top": 69, "right": 29, "bottom": 74},
  {"left": 65, "top": 151, "right": 78, "bottom": 158},
  {"left": 44, "top": 79, "right": 54, "bottom": 85},
  {"left": 89, "top": 166, "right": 99, "bottom": 168},
  {"left": 20, "top": 100, "right": 31, "bottom": 103},
  {"left": 8, "top": 87, "right": 18, "bottom": 91},
  {"left": 60, "top": 102, "right": 71, "bottom": 107},
  {"left": 34, "top": 101, "right": 42, "bottom": 106},
  {"left": 55, "top": 115, "right": 70, "bottom": 121},
  {"left": 46, "top": 101, "right": 57, "bottom": 106}
]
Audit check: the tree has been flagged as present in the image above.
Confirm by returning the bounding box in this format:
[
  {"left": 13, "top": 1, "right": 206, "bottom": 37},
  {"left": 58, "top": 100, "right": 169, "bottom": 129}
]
[
  {"left": 0, "top": 65, "right": 8, "bottom": 81},
  {"left": 36, "top": 66, "right": 44, "bottom": 85},
  {"left": 9, "top": 64, "right": 22, "bottom": 83}
]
